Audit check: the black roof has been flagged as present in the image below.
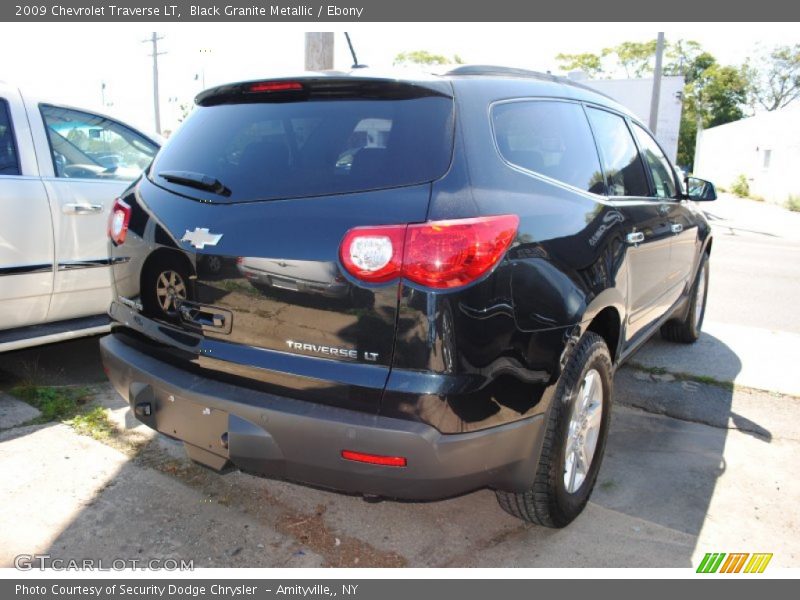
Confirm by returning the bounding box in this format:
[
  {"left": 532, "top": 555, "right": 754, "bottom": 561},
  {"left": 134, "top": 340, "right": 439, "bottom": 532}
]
[{"left": 443, "top": 65, "right": 615, "bottom": 101}]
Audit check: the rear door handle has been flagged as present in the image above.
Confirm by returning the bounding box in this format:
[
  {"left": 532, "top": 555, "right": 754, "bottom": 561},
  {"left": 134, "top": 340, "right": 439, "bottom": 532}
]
[
  {"left": 626, "top": 232, "right": 645, "bottom": 245},
  {"left": 63, "top": 203, "right": 103, "bottom": 215},
  {"left": 671, "top": 223, "right": 684, "bottom": 234}
]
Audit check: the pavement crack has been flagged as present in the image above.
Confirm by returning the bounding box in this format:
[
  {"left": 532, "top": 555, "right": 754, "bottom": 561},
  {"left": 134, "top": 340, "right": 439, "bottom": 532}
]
[{"left": 616, "top": 401, "right": 800, "bottom": 443}]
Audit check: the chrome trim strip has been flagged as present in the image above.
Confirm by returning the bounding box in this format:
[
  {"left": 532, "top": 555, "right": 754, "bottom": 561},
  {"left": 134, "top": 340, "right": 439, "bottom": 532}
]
[
  {"left": 57, "top": 257, "right": 130, "bottom": 271},
  {"left": 0, "top": 263, "right": 53, "bottom": 276}
]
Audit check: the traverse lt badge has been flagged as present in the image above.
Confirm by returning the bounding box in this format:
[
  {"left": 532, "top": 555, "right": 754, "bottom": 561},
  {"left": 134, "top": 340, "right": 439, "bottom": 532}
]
[{"left": 181, "top": 228, "right": 223, "bottom": 249}]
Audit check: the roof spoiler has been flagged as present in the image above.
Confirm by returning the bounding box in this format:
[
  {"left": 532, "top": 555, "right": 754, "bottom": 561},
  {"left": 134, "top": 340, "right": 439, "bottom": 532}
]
[{"left": 196, "top": 76, "right": 452, "bottom": 106}]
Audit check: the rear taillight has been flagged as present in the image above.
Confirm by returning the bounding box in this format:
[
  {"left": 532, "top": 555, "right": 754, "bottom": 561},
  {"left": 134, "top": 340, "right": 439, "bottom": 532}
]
[
  {"left": 108, "top": 198, "right": 131, "bottom": 246},
  {"left": 340, "top": 215, "right": 518, "bottom": 289},
  {"left": 339, "top": 225, "right": 406, "bottom": 284}
]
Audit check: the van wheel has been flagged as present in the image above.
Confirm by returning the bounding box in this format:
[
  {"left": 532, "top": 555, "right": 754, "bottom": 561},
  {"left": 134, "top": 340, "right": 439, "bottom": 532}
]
[
  {"left": 496, "top": 332, "right": 612, "bottom": 527},
  {"left": 660, "top": 254, "right": 709, "bottom": 344}
]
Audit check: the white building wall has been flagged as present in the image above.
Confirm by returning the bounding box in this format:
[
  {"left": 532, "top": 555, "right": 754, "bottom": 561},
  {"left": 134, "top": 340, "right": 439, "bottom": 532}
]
[
  {"left": 693, "top": 107, "right": 800, "bottom": 204},
  {"left": 576, "top": 76, "right": 685, "bottom": 164}
]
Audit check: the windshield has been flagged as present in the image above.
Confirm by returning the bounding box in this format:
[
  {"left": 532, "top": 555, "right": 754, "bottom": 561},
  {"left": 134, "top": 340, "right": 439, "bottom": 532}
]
[{"left": 150, "top": 96, "right": 454, "bottom": 203}]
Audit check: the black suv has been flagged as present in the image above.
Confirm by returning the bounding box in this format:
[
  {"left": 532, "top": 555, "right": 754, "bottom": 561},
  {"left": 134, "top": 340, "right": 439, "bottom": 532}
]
[{"left": 101, "top": 67, "right": 716, "bottom": 527}]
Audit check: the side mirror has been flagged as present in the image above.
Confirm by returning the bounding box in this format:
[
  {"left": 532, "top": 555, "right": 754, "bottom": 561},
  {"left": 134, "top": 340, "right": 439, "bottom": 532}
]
[{"left": 684, "top": 176, "right": 717, "bottom": 201}]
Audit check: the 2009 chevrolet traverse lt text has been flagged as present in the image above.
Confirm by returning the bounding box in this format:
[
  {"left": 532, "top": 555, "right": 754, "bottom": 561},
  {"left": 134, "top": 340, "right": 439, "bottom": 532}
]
[{"left": 101, "top": 67, "right": 717, "bottom": 527}]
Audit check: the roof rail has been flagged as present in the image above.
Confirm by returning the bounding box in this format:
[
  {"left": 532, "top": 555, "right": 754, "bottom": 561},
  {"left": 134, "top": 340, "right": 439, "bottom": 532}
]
[{"left": 443, "top": 65, "right": 615, "bottom": 100}]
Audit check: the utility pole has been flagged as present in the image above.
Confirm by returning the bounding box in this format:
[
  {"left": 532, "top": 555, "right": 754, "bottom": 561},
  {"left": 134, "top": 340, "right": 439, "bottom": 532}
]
[
  {"left": 648, "top": 31, "right": 665, "bottom": 134},
  {"left": 100, "top": 82, "right": 106, "bottom": 108},
  {"left": 304, "top": 32, "right": 334, "bottom": 71},
  {"left": 143, "top": 32, "right": 166, "bottom": 134}
]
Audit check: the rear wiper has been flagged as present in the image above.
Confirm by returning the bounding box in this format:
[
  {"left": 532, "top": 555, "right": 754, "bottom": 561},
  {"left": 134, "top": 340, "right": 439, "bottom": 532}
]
[{"left": 157, "top": 170, "right": 231, "bottom": 197}]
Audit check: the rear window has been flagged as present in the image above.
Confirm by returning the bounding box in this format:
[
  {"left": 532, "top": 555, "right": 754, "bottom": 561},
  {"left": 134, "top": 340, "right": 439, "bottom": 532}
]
[{"left": 150, "top": 96, "right": 454, "bottom": 202}]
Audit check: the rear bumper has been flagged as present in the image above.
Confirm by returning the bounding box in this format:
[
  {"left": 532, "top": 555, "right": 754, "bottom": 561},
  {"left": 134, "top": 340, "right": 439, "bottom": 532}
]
[{"left": 100, "top": 334, "right": 545, "bottom": 500}]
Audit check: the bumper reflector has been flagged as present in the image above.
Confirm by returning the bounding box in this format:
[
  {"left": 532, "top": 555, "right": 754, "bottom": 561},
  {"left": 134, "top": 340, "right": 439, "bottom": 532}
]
[{"left": 341, "top": 450, "right": 407, "bottom": 467}]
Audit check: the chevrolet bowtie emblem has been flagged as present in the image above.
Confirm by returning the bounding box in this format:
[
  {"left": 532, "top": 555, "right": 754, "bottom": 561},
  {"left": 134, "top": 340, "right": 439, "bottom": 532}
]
[{"left": 181, "top": 228, "right": 223, "bottom": 249}]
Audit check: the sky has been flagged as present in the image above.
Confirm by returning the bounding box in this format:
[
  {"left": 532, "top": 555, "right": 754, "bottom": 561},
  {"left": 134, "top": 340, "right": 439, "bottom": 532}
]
[{"left": 1, "top": 22, "right": 797, "bottom": 134}]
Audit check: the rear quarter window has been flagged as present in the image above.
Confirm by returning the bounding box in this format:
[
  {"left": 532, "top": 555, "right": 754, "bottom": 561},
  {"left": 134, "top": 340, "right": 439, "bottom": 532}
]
[
  {"left": 492, "top": 100, "right": 604, "bottom": 194},
  {"left": 150, "top": 96, "right": 454, "bottom": 203}
]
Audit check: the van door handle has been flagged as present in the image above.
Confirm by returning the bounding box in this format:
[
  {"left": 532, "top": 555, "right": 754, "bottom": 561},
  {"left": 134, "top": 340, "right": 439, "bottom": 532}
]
[
  {"left": 63, "top": 203, "right": 103, "bottom": 215},
  {"left": 671, "top": 223, "right": 684, "bottom": 234},
  {"left": 626, "top": 232, "right": 645, "bottom": 245}
]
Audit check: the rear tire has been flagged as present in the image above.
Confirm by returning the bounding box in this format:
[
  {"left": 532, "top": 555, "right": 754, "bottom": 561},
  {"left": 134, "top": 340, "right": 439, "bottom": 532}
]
[
  {"left": 496, "top": 332, "right": 613, "bottom": 527},
  {"left": 660, "top": 254, "right": 709, "bottom": 344}
]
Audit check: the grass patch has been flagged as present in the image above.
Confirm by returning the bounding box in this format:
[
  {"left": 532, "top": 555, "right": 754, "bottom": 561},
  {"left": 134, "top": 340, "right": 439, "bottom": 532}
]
[
  {"left": 215, "top": 279, "right": 262, "bottom": 297},
  {"left": 10, "top": 384, "right": 91, "bottom": 421},
  {"left": 730, "top": 174, "right": 750, "bottom": 198},
  {"left": 786, "top": 195, "right": 800, "bottom": 212},
  {"left": 627, "top": 362, "right": 735, "bottom": 392},
  {"left": 631, "top": 363, "right": 667, "bottom": 376},
  {"left": 67, "top": 406, "right": 116, "bottom": 440},
  {"left": 9, "top": 385, "right": 117, "bottom": 439}
]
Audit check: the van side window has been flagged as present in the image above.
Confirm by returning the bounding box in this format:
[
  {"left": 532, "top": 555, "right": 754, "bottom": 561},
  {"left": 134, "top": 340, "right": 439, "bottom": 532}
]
[
  {"left": 40, "top": 105, "right": 157, "bottom": 181},
  {"left": 0, "top": 99, "right": 20, "bottom": 176},
  {"left": 631, "top": 123, "right": 677, "bottom": 198},
  {"left": 586, "top": 107, "right": 649, "bottom": 197},
  {"left": 492, "top": 101, "right": 605, "bottom": 194}
]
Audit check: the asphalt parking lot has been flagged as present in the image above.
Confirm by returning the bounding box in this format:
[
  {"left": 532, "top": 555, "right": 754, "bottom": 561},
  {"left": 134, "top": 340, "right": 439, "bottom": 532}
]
[{"left": 1, "top": 194, "right": 798, "bottom": 569}]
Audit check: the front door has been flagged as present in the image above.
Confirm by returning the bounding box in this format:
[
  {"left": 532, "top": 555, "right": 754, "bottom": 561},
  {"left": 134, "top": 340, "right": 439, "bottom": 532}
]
[
  {"left": 585, "top": 107, "right": 675, "bottom": 342},
  {"left": 630, "top": 121, "right": 698, "bottom": 303},
  {"left": 32, "top": 103, "right": 158, "bottom": 322}
]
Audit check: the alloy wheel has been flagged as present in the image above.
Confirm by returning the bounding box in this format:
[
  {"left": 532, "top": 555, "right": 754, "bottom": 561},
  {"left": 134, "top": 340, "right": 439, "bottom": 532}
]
[
  {"left": 564, "top": 368, "right": 604, "bottom": 493},
  {"left": 155, "top": 270, "right": 187, "bottom": 314}
]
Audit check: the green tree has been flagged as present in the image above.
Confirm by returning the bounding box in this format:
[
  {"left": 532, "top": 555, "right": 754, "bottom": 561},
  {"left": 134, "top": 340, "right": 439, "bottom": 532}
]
[
  {"left": 664, "top": 41, "right": 715, "bottom": 82},
  {"left": 550, "top": 38, "right": 750, "bottom": 169},
  {"left": 745, "top": 44, "right": 800, "bottom": 111},
  {"left": 393, "top": 50, "right": 464, "bottom": 67},
  {"left": 607, "top": 40, "right": 658, "bottom": 78},
  {"left": 557, "top": 39, "right": 698, "bottom": 79},
  {"left": 677, "top": 62, "right": 749, "bottom": 167},
  {"left": 555, "top": 52, "right": 606, "bottom": 77}
]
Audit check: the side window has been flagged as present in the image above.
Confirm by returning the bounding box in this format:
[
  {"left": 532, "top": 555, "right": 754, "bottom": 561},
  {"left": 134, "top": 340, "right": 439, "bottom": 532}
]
[
  {"left": 492, "top": 100, "right": 605, "bottom": 194},
  {"left": 632, "top": 123, "right": 677, "bottom": 198},
  {"left": 40, "top": 105, "right": 158, "bottom": 181},
  {"left": 586, "top": 107, "right": 649, "bottom": 197},
  {"left": 0, "top": 99, "right": 21, "bottom": 176}
]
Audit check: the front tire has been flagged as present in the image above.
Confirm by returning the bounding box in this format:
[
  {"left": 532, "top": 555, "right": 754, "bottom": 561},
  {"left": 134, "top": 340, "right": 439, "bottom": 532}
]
[
  {"left": 660, "top": 253, "right": 709, "bottom": 344},
  {"left": 496, "top": 332, "right": 613, "bottom": 527}
]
